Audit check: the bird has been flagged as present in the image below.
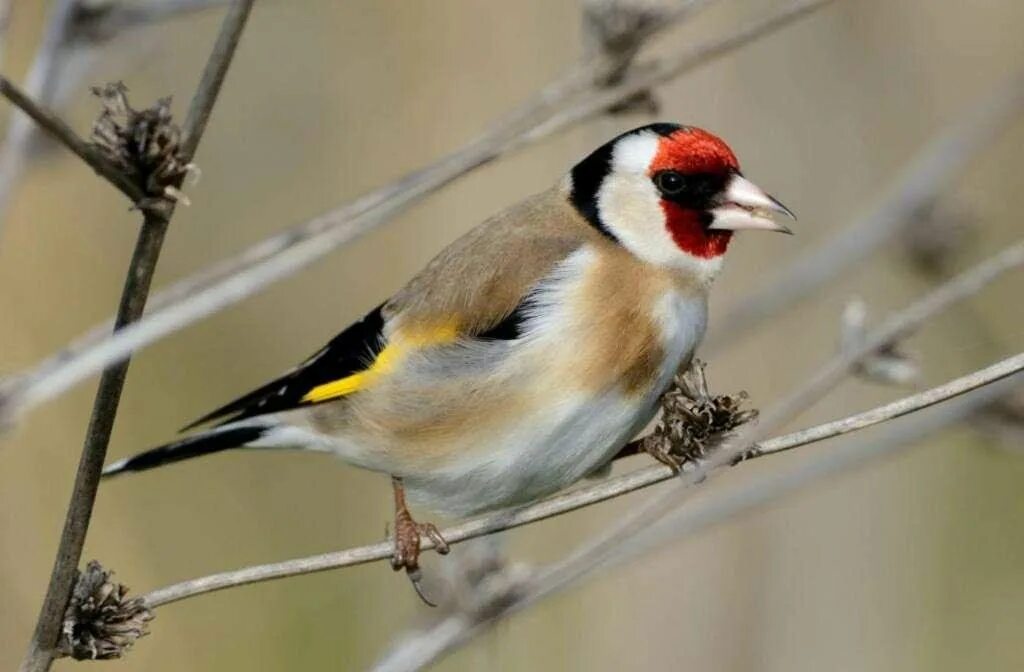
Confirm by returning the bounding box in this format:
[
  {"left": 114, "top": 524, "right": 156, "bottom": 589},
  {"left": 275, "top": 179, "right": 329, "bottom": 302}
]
[{"left": 102, "top": 123, "right": 794, "bottom": 603}]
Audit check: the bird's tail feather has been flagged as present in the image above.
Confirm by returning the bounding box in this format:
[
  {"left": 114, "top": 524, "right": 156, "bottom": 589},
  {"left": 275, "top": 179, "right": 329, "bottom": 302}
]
[{"left": 101, "top": 424, "right": 269, "bottom": 478}]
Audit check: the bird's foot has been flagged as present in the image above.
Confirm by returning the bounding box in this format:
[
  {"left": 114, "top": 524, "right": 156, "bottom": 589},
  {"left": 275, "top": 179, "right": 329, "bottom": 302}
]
[{"left": 390, "top": 477, "right": 450, "bottom": 607}]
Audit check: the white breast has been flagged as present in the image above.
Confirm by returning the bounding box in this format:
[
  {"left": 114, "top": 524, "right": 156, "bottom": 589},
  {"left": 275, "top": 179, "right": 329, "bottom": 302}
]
[{"left": 404, "top": 264, "right": 708, "bottom": 516}]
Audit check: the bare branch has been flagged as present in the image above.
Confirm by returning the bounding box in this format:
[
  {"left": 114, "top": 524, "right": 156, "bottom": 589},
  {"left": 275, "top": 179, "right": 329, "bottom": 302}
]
[
  {"left": 0, "top": 0, "right": 838, "bottom": 428},
  {"left": 142, "top": 350, "right": 1023, "bottom": 610},
  {"left": 17, "top": 3, "right": 254, "bottom": 671},
  {"left": 372, "top": 354, "right": 1022, "bottom": 672},
  {"left": 0, "top": 75, "right": 145, "bottom": 201}
]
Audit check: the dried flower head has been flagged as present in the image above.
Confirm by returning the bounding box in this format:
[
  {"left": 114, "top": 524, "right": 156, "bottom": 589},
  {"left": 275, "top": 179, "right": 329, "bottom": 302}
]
[
  {"left": 90, "top": 82, "right": 194, "bottom": 207},
  {"left": 58, "top": 561, "right": 153, "bottom": 661},
  {"left": 641, "top": 360, "right": 759, "bottom": 469}
]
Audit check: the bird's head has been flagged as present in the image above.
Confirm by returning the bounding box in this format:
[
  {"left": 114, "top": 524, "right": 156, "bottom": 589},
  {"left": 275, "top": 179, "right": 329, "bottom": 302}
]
[{"left": 567, "top": 123, "right": 794, "bottom": 280}]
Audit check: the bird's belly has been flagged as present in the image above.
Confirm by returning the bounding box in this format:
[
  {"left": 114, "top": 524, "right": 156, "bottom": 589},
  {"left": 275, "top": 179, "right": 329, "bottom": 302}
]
[{"left": 404, "top": 389, "right": 658, "bottom": 517}]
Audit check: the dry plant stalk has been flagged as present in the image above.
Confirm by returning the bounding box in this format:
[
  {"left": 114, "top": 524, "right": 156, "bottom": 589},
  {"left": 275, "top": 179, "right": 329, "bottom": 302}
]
[{"left": 17, "top": 3, "right": 255, "bottom": 671}]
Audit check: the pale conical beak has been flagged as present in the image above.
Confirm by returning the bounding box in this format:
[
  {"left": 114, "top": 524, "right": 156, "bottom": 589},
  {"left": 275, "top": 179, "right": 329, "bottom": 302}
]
[{"left": 707, "top": 174, "right": 796, "bottom": 234}]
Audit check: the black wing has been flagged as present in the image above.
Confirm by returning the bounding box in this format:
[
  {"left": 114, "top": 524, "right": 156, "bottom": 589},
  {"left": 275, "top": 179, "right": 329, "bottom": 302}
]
[{"left": 182, "top": 304, "right": 387, "bottom": 430}]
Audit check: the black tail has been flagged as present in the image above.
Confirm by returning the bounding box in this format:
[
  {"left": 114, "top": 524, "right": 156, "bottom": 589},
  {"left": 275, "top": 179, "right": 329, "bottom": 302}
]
[{"left": 101, "top": 425, "right": 268, "bottom": 478}]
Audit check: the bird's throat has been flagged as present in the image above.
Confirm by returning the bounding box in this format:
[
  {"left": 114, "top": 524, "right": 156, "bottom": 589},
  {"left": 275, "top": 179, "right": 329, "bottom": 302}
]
[{"left": 662, "top": 202, "right": 731, "bottom": 258}]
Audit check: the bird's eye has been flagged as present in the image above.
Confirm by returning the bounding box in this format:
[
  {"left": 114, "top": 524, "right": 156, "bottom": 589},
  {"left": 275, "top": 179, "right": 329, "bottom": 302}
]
[{"left": 655, "top": 170, "right": 685, "bottom": 195}]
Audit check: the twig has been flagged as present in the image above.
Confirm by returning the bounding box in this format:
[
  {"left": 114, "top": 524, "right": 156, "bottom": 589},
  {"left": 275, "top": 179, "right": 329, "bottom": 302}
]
[
  {"left": 706, "top": 71, "right": 1024, "bottom": 350},
  {"left": 142, "top": 350, "right": 1023, "bottom": 610},
  {"left": 372, "top": 354, "right": 1022, "bottom": 672},
  {"left": 17, "top": 3, "right": 254, "bottom": 671},
  {"left": 0, "top": 75, "right": 144, "bottom": 201},
  {"left": 0, "top": 0, "right": 838, "bottom": 428}
]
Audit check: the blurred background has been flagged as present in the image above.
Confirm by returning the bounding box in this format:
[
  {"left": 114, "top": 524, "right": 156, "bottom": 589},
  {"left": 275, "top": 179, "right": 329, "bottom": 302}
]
[{"left": 1, "top": 1, "right": 1022, "bottom": 670}]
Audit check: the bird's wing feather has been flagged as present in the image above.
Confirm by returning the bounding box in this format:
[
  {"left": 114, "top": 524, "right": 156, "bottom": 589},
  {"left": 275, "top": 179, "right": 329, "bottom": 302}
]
[
  {"left": 182, "top": 305, "right": 388, "bottom": 429},
  {"left": 184, "top": 188, "right": 597, "bottom": 430}
]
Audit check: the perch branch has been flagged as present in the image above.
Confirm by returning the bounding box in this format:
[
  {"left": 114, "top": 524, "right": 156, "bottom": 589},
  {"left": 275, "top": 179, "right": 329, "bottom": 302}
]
[
  {"left": 144, "top": 350, "right": 1023, "bottom": 609},
  {"left": 0, "top": 0, "right": 837, "bottom": 428},
  {"left": 18, "top": 3, "right": 254, "bottom": 671}
]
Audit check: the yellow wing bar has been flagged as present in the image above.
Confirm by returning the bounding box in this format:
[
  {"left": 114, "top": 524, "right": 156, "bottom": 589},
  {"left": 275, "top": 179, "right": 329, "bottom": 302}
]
[{"left": 301, "top": 324, "right": 459, "bottom": 403}]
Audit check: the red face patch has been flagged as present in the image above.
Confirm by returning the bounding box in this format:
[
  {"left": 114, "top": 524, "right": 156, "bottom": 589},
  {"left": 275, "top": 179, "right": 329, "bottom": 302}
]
[{"left": 650, "top": 127, "right": 738, "bottom": 259}]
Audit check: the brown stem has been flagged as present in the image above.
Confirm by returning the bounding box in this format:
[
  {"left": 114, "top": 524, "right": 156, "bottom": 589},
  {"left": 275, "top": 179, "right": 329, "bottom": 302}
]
[
  {"left": 17, "top": 1, "right": 255, "bottom": 670},
  {"left": 19, "top": 213, "right": 168, "bottom": 671}
]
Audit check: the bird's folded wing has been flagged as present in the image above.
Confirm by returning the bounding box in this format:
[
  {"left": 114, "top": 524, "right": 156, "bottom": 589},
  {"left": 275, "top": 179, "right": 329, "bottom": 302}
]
[{"left": 182, "top": 188, "right": 595, "bottom": 430}]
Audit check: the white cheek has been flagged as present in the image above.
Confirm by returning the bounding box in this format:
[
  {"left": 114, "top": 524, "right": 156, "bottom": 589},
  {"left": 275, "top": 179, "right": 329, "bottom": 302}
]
[
  {"left": 597, "top": 174, "right": 725, "bottom": 283},
  {"left": 598, "top": 173, "right": 672, "bottom": 263}
]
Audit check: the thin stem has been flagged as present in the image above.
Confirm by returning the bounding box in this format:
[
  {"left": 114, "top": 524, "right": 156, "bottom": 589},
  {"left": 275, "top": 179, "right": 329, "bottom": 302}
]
[
  {"left": 179, "top": 0, "right": 253, "bottom": 157},
  {"left": 17, "top": 2, "right": 255, "bottom": 670},
  {"left": 143, "top": 351, "right": 1024, "bottom": 609}
]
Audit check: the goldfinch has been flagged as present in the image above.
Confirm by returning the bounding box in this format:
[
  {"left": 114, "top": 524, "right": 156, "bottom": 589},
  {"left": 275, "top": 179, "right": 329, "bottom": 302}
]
[{"left": 103, "top": 123, "right": 793, "bottom": 600}]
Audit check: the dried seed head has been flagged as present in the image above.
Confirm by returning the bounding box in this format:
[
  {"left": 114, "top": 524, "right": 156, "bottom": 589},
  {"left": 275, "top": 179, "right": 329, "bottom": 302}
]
[
  {"left": 90, "top": 82, "right": 192, "bottom": 207},
  {"left": 642, "top": 360, "right": 759, "bottom": 465},
  {"left": 58, "top": 561, "right": 153, "bottom": 661}
]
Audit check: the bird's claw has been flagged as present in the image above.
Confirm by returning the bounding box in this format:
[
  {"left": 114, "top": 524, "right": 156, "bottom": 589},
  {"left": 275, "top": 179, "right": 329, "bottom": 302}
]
[{"left": 391, "top": 509, "right": 449, "bottom": 607}]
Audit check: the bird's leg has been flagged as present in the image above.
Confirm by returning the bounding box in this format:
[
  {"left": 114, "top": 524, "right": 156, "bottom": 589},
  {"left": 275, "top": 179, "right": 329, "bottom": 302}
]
[{"left": 390, "top": 476, "right": 450, "bottom": 606}]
